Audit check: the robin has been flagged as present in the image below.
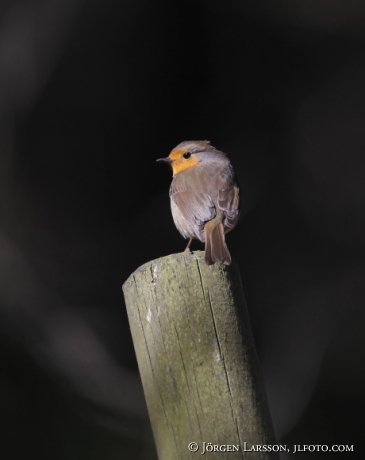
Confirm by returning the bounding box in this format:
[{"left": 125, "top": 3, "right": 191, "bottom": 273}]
[{"left": 157, "top": 140, "right": 240, "bottom": 265}]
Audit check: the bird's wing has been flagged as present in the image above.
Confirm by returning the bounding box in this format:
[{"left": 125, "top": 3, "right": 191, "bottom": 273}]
[
  {"left": 218, "top": 184, "right": 240, "bottom": 230},
  {"left": 170, "top": 190, "right": 216, "bottom": 241}
]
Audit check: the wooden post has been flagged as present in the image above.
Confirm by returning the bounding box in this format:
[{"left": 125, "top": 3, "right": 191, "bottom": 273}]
[{"left": 122, "top": 251, "right": 278, "bottom": 459}]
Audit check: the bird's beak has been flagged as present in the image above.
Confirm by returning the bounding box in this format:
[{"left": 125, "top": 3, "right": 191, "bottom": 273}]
[{"left": 156, "top": 157, "right": 173, "bottom": 163}]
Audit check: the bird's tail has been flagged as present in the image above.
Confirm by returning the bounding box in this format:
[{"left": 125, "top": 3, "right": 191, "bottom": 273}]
[{"left": 204, "top": 219, "right": 231, "bottom": 266}]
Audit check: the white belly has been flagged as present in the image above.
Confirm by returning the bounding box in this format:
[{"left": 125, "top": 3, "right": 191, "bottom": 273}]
[{"left": 170, "top": 199, "right": 205, "bottom": 242}]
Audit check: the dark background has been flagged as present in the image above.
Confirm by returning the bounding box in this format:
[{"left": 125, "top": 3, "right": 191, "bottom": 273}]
[{"left": 0, "top": 0, "right": 364, "bottom": 458}]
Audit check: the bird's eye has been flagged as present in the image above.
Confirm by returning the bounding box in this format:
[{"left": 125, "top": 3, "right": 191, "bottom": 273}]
[{"left": 183, "top": 152, "right": 191, "bottom": 159}]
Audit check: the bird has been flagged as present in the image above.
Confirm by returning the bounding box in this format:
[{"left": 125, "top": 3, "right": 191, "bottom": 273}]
[{"left": 157, "top": 140, "right": 240, "bottom": 265}]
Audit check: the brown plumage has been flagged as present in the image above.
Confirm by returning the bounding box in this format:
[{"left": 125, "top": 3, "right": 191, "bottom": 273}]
[{"left": 157, "top": 140, "right": 240, "bottom": 265}]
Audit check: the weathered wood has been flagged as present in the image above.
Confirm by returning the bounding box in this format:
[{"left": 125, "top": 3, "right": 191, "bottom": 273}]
[{"left": 122, "top": 251, "right": 278, "bottom": 459}]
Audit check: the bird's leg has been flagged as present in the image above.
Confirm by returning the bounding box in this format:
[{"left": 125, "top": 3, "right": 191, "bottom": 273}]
[{"left": 184, "top": 237, "right": 193, "bottom": 252}]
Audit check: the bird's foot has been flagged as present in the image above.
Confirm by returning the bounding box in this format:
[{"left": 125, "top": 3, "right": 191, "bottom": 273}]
[{"left": 184, "top": 237, "right": 193, "bottom": 252}]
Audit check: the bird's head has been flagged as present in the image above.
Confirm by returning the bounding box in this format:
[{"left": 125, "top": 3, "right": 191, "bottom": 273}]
[{"left": 157, "top": 140, "right": 223, "bottom": 176}]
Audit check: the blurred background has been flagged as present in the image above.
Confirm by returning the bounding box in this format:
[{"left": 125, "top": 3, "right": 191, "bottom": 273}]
[{"left": 0, "top": 0, "right": 364, "bottom": 458}]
